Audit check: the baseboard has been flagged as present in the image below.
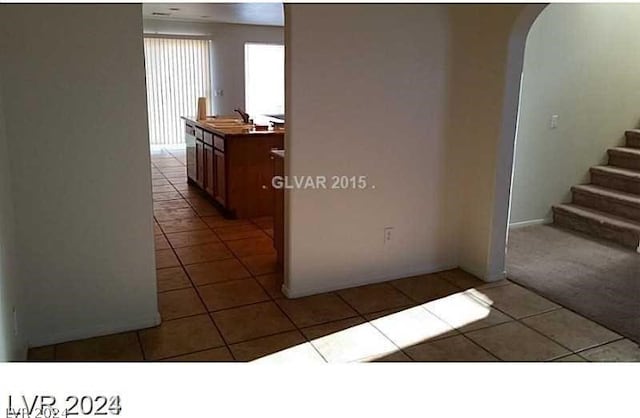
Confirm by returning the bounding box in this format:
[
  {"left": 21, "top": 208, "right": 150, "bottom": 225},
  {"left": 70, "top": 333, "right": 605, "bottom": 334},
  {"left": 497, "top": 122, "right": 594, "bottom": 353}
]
[
  {"left": 486, "top": 269, "right": 507, "bottom": 282},
  {"left": 28, "top": 311, "right": 161, "bottom": 348},
  {"left": 509, "top": 218, "right": 549, "bottom": 230},
  {"left": 281, "top": 264, "right": 458, "bottom": 299}
]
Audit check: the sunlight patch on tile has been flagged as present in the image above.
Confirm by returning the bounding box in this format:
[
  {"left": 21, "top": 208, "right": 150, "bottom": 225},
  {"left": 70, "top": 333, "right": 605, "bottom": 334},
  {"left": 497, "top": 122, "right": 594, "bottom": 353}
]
[
  {"left": 368, "top": 306, "right": 456, "bottom": 348},
  {"left": 251, "top": 342, "right": 326, "bottom": 364},
  {"left": 308, "top": 322, "right": 398, "bottom": 363},
  {"left": 423, "top": 291, "right": 512, "bottom": 332}
]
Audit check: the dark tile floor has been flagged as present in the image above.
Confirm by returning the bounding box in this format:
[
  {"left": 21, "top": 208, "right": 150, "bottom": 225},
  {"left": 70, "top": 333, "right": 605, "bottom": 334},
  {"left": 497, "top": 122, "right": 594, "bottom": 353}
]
[{"left": 26, "top": 147, "right": 640, "bottom": 362}]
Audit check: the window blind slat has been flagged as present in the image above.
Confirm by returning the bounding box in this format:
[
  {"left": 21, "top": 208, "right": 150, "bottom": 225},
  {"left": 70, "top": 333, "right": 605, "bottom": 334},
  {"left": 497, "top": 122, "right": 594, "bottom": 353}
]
[{"left": 144, "top": 37, "right": 212, "bottom": 146}]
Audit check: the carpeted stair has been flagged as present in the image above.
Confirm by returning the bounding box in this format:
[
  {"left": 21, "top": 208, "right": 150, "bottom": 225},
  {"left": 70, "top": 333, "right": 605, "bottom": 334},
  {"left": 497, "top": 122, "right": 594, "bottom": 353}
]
[{"left": 553, "top": 129, "right": 640, "bottom": 252}]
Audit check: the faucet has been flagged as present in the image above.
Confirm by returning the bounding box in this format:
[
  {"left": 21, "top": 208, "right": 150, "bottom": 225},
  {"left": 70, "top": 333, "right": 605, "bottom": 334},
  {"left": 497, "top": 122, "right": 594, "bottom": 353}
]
[{"left": 234, "top": 108, "right": 250, "bottom": 124}]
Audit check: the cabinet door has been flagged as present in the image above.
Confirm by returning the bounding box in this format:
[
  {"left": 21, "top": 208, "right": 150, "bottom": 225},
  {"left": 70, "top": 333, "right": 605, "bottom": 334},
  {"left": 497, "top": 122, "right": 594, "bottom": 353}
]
[
  {"left": 204, "top": 144, "right": 214, "bottom": 196},
  {"left": 195, "top": 141, "right": 204, "bottom": 188},
  {"left": 185, "top": 123, "right": 197, "bottom": 181},
  {"left": 213, "top": 149, "right": 226, "bottom": 205},
  {"left": 273, "top": 155, "right": 284, "bottom": 269}
]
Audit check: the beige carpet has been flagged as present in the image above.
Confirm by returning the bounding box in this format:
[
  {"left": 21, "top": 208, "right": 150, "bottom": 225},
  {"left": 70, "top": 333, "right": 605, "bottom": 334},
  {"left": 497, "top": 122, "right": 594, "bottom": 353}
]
[{"left": 507, "top": 224, "right": 640, "bottom": 343}]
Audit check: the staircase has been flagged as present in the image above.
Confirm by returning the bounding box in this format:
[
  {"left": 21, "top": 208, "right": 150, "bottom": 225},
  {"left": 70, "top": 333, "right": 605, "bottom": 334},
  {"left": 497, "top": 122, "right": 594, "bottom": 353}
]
[{"left": 552, "top": 129, "right": 640, "bottom": 252}]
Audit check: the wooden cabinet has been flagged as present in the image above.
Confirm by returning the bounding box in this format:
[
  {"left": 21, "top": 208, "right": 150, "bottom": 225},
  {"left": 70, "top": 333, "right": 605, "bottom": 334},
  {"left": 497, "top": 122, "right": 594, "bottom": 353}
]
[
  {"left": 213, "top": 149, "right": 226, "bottom": 205},
  {"left": 183, "top": 118, "right": 283, "bottom": 219},
  {"left": 195, "top": 141, "right": 204, "bottom": 188},
  {"left": 272, "top": 150, "right": 284, "bottom": 269},
  {"left": 185, "top": 123, "right": 197, "bottom": 181},
  {"left": 204, "top": 144, "right": 214, "bottom": 196}
]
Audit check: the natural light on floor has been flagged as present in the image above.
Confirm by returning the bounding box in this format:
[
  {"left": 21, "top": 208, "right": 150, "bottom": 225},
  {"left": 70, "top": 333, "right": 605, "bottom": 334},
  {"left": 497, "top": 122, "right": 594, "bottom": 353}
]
[{"left": 251, "top": 289, "right": 496, "bottom": 363}]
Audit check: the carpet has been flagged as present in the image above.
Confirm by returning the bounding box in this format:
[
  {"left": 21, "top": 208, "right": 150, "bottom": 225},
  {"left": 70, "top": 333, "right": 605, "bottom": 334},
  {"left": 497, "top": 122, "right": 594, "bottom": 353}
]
[{"left": 507, "top": 224, "right": 640, "bottom": 343}]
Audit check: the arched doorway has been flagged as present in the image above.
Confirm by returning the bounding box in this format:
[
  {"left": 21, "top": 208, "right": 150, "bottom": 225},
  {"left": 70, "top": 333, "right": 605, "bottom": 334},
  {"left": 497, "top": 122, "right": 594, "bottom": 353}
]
[{"left": 491, "top": 4, "right": 640, "bottom": 344}]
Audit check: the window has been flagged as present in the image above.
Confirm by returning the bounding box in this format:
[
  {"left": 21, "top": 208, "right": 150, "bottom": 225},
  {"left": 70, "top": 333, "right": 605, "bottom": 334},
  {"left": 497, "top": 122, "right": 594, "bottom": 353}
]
[
  {"left": 143, "top": 37, "right": 212, "bottom": 146},
  {"left": 244, "top": 43, "right": 284, "bottom": 117}
]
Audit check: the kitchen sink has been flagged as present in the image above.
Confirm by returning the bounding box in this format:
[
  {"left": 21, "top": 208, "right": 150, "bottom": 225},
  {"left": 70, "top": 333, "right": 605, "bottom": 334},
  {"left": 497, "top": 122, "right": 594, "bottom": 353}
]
[{"left": 203, "top": 117, "right": 252, "bottom": 129}]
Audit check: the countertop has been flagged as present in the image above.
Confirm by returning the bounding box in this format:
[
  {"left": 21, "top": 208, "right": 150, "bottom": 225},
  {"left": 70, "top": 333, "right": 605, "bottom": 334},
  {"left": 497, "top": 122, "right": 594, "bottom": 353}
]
[{"left": 181, "top": 115, "right": 285, "bottom": 137}]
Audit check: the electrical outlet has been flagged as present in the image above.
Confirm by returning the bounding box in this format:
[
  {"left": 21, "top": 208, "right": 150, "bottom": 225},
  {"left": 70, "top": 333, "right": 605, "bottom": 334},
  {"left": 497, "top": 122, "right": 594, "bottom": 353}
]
[
  {"left": 384, "top": 227, "right": 393, "bottom": 244},
  {"left": 12, "top": 307, "right": 18, "bottom": 337},
  {"left": 550, "top": 114, "right": 559, "bottom": 129},
  {"left": 214, "top": 89, "right": 224, "bottom": 97}
]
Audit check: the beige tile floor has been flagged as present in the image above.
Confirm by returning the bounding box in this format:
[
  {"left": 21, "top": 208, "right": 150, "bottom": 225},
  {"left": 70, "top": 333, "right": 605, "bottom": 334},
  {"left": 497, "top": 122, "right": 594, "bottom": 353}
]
[{"left": 26, "top": 147, "right": 640, "bottom": 362}]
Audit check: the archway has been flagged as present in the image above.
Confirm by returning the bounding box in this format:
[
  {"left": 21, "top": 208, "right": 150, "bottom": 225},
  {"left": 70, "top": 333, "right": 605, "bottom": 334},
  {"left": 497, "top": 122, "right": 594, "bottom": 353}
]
[
  {"left": 491, "top": 4, "right": 640, "bottom": 343},
  {"left": 486, "top": 4, "right": 546, "bottom": 281}
]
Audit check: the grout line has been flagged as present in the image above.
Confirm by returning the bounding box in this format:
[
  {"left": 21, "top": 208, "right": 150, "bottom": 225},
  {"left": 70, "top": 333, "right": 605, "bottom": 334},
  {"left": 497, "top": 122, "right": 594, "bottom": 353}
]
[
  {"left": 171, "top": 245, "right": 236, "bottom": 361},
  {"left": 153, "top": 183, "right": 237, "bottom": 362},
  {"left": 362, "top": 279, "right": 546, "bottom": 362},
  {"left": 510, "top": 279, "right": 631, "bottom": 342},
  {"left": 153, "top": 163, "right": 286, "bottom": 361},
  {"left": 135, "top": 330, "right": 147, "bottom": 361},
  {"left": 391, "top": 279, "right": 629, "bottom": 362},
  {"left": 158, "top": 345, "right": 232, "bottom": 362},
  {"left": 199, "top": 215, "right": 301, "bottom": 359},
  {"left": 263, "top": 293, "right": 331, "bottom": 363},
  {"left": 199, "top": 206, "right": 328, "bottom": 363},
  {"left": 138, "top": 151, "right": 640, "bottom": 362},
  {"left": 242, "top": 279, "right": 330, "bottom": 363},
  {"left": 572, "top": 336, "right": 626, "bottom": 356},
  {"left": 458, "top": 334, "right": 503, "bottom": 362},
  {"left": 160, "top": 152, "right": 470, "bottom": 361},
  {"left": 330, "top": 291, "right": 409, "bottom": 362}
]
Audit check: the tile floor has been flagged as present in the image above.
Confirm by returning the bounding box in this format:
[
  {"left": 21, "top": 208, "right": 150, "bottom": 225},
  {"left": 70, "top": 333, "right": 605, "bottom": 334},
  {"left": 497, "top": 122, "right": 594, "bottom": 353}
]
[{"left": 26, "top": 147, "right": 640, "bottom": 362}]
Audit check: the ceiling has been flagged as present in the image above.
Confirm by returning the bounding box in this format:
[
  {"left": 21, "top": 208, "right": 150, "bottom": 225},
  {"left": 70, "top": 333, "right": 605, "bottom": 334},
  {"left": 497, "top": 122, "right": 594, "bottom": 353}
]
[{"left": 142, "top": 3, "right": 284, "bottom": 27}]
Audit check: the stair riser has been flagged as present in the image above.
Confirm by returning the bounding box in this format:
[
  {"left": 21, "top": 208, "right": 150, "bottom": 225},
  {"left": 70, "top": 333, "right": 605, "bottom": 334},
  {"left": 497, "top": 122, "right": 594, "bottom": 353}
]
[
  {"left": 554, "top": 210, "right": 640, "bottom": 251},
  {"left": 572, "top": 190, "right": 640, "bottom": 222},
  {"left": 626, "top": 132, "right": 640, "bottom": 149},
  {"left": 591, "top": 171, "right": 640, "bottom": 195},
  {"left": 608, "top": 153, "right": 640, "bottom": 171}
]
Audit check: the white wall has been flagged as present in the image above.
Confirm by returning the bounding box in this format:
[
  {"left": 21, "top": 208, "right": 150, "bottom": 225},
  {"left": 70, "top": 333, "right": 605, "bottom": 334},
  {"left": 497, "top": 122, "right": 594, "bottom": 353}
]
[
  {"left": 143, "top": 19, "right": 284, "bottom": 116},
  {"left": 446, "top": 5, "right": 526, "bottom": 280},
  {"left": 285, "top": 4, "right": 457, "bottom": 296},
  {"left": 511, "top": 4, "right": 640, "bottom": 226},
  {"left": 0, "top": 67, "right": 25, "bottom": 361},
  {"left": 285, "top": 4, "right": 532, "bottom": 291},
  {"left": 0, "top": 4, "right": 159, "bottom": 347}
]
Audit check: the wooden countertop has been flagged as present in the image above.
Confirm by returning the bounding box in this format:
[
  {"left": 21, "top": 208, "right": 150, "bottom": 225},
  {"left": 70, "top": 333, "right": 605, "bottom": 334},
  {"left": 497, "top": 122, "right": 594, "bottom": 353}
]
[{"left": 182, "top": 116, "right": 285, "bottom": 138}]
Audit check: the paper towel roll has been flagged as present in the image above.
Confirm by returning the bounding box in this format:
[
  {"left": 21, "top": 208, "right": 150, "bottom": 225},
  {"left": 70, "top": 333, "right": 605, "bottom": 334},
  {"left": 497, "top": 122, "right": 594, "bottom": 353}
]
[{"left": 197, "top": 97, "right": 208, "bottom": 121}]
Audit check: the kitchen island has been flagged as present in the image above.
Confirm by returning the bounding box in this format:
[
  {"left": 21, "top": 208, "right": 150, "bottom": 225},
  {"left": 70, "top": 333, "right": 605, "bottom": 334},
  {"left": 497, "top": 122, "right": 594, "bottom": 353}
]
[{"left": 182, "top": 116, "right": 284, "bottom": 219}]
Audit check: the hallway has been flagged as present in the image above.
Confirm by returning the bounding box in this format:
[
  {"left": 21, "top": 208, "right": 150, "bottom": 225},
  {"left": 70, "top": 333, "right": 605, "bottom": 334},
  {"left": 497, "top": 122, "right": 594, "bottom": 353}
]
[{"left": 26, "top": 148, "right": 640, "bottom": 362}]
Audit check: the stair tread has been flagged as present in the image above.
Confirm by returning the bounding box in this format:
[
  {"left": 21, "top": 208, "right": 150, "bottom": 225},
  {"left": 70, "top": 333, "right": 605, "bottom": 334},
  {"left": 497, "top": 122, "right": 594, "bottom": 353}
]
[
  {"left": 591, "top": 165, "right": 640, "bottom": 180},
  {"left": 554, "top": 203, "right": 640, "bottom": 231},
  {"left": 609, "top": 146, "right": 640, "bottom": 156},
  {"left": 572, "top": 184, "right": 640, "bottom": 205}
]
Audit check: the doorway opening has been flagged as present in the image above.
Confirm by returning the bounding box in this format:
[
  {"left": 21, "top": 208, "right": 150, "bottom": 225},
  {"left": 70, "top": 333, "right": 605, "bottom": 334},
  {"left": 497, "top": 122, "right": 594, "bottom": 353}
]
[
  {"left": 142, "top": 3, "right": 289, "bottom": 360},
  {"left": 498, "top": 4, "right": 640, "bottom": 344}
]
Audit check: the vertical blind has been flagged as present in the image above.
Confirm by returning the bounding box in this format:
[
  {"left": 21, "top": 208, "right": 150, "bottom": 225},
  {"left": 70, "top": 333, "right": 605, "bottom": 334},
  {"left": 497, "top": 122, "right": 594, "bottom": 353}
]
[{"left": 143, "top": 37, "right": 211, "bottom": 146}]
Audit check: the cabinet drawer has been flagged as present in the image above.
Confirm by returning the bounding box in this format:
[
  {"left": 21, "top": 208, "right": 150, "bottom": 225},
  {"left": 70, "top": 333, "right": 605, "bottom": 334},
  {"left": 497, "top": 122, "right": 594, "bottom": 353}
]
[
  {"left": 185, "top": 123, "right": 195, "bottom": 136},
  {"left": 214, "top": 135, "right": 225, "bottom": 151},
  {"left": 203, "top": 131, "right": 213, "bottom": 146},
  {"left": 195, "top": 127, "right": 204, "bottom": 140}
]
